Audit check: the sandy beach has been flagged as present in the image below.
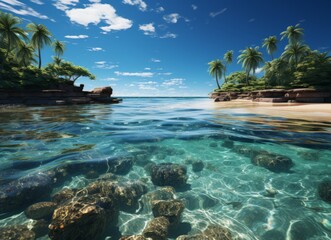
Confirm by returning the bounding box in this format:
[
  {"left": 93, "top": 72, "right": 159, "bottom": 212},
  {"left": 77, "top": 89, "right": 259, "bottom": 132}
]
[{"left": 212, "top": 100, "right": 331, "bottom": 122}]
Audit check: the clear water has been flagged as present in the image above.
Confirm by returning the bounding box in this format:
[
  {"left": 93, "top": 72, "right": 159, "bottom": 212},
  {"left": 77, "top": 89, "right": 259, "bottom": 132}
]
[{"left": 0, "top": 97, "right": 330, "bottom": 240}]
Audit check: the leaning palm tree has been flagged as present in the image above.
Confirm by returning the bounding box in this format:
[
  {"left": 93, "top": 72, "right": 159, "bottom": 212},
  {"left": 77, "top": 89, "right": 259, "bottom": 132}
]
[
  {"left": 27, "top": 23, "right": 52, "bottom": 69},
  {"left": 262, "top": 36, "right": 277, "bottom": 60},
  {"left": 53, "top": 40, "right": 65, "bottom": 58},
  {"left": 237, "top": 47, "right": 264, "bottom": 86},
  {"left": 280, "top": 24, "right": 304, "bottom": 44},
  {"left": 0, "top": 12, "right": 27, "bottom": 64},
  {"left": 208, "top": 59, "right": 224, "bottom": 89},
  {"left": 281, "top": 42, "right": 310, "bottom": 68},
  {"left": 17, "top": 41, "right": 35, "bottom": 67},
  {"left": 223, "top": 50, "right": 233, "bottom": 83}
]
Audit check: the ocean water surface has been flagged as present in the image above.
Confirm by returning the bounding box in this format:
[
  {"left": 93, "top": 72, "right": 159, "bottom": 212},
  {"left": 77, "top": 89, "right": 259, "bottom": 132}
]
[{"left": 0, "top": 97, "right": 330, "bottom": 240}]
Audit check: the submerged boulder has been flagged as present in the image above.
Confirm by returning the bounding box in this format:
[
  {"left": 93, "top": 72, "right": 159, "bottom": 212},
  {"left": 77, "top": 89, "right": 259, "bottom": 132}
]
[
  {"left": 0, "top": 173, "right": 53, "bottom": 213},
  {"left": 233, "top": 145, "right": 259, "bottom": 158},
  {"left": 85, "top": 180, "right": 147, "bottom": 211},
  {"left": 25, "top": 201, "right": 57, "bottom": 220},
  {"left": 49, "top": 194, "right": 117, "bottom": 240},
  {"left": 143, "top": 216, "right": 170, "bottom": 240},
  {"left": 251, "top": 153, "right": 293, "bottom": 172},
  {"left": 191, "top": 160, "right": 204, "bottom": 172},
  {"left": 152, "top": 199, "right": 185, "bottom": 224},
  {"left": 0, "top": 225, "right": 35, "bottom": 240},
  {"left": 176, "top": 225, "right": 232, "bottom": 240},
  {"left": 151, "top": 163, "right": 188, "bottom": 188},
  {"left": 318, "top": 180, "right": 331, "bottom": 203},
  {"left": 119, "top": 236, "right": 146, "bottom": 240},
  {"left": 32, "top": 219, "right": 50, "bottom": 238},
  {"left": 51, "top": 188, "right": 77, "bottom": 205}
]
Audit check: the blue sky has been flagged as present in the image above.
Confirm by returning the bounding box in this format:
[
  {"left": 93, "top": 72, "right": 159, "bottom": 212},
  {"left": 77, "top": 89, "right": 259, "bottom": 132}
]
[{"left": 1, "top": 0, "right": 331, "bottom": 96}]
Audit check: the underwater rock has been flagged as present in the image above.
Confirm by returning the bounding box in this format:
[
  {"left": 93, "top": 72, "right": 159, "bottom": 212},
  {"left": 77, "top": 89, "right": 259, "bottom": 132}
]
[
  {"left": 51, "top": 188, "right": 77, "bottom": 205},
  {"left": 49, "top": 194, "right": 117, "bottom": 240},
  {"left": 233, "top": 145, "right": 259, "bottom": 158},
  {"left": 108, "top": 157, "right": 134, "bottom": 175},
  {"left": 84, "top": 170, "right": 99, "bottom": 179},
  {"left": 0, "top": 225, "right": 35, "bottom": 240},
  {"left": 0, "top": 172, "right": 53, "bottom": 213},
  {"left": 144, "top": 162, "right": 157, "bottom": 175},
  {"left": 251, "top": 153, "right": 293, "bottom": 172},
  {"left": 32, "top": 219, "right": 50, "bottom": 238},
  {"left": 141, "top": 187, "right": 176, "bottom": 213},
  {"left": 25, "top": 201, "right": 57, "bottom": 220},
  {"left": 152, "top": 199, "right": 185, "bottom": 224},
  {"left": 203, "top": 225, "right": 232, "bottom": 240},
  {"left": 85, "top": 180, "right": 147, "bottom": 211},
  {"left": 143, "top": 216, "right": 170, "bottom": 240},
  {"left": 176, "top": 225, "right": 232, "bottom": 240},
  {"left": 151, "top": 163, "right": 188, "bottom": 188},
  {"left": 119, "top": 236, "right": 146, "bottom": 240},
  {"left": 191, "top": 160, "right": 204, "bottom": 172},
  {"left": 318, "top": 180, "right": 331, "bottom": 203},
  {"left": 222, "top": 140, "right": 234, "bottom": 148},
  {"left": 209, "top": 142, "right": 218, "bottom": 148}
]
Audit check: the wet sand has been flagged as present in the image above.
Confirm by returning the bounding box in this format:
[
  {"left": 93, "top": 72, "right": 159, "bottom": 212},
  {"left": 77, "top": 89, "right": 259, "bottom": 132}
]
[{"left": 212, "top": 100, "right": 331, "bottom": 122}]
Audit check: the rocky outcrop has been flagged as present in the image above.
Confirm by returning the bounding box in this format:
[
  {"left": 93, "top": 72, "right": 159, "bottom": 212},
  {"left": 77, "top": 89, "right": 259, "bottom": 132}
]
[
  {"left": 48, "top": 194, "right": 117, "bottom": 240},
  {"left": 91, "top": 87, "right": 113, "bottom": 97},
  {"left": 318, "top": 180, "right": 331, "bottom": 203},
  {"left": 151, "top": 163, "right": 188, "bottom": 188},
  {"left": 143, "top": 216, "right": 170, "bottom": 240},
  {"left": 152, "top": 200, "right": 185, "bottom": 224},
  {"left": 191, "top": 160, "right": 204, "bottom": 172},
  {"left": 25, "top": 201, "right": 57, "bottom": 220},
  {"left": 119, "top": 236, "right": 146, "bottom": 240},
  {"left": 0, "top": 173, "right": 53, "bottom": 213},
  {"left": 176, "top": 225, "right": 232, "bottom": 240},
  {"left": 251, "top": 153, "right": 294, "bottom": 172}
]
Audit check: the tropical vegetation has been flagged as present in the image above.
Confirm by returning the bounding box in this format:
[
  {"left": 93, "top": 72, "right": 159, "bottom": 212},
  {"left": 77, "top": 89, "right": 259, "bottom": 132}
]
[
  {"left": 209, "top": 24, "right": 331, "bottom": 92},
  {"left": 0, "top": 11, "right": 95, "bottom": 90}
]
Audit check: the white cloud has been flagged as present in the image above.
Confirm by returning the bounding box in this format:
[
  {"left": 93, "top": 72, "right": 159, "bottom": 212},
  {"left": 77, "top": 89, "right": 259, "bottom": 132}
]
[
  {"left": 122, "top": 0, "right": 147, "bottom": 11},
  {"left": 115, "top": 71, "right": 154, "bottom": 77},
  {"left": 139, "top": 23, "right": 155, "bottom": 35},
  {"left": 160, "top": 33, "right": 177, "bottom": 39},
  {"left": 65, "top": 3, "right": 132, "bottom": 32},
  {"left": 102, "top": 77, "right": 118, "bottom": 81},
  {"left": 88, "top": 47, "right": 103, "bottom": 51},
  {"left": 0, "top": 0, "right": 48, "bottom": 19},
  {"left": 30, "top": 0, "right": 43, "bottom": 4},
  {"left": 156, "top": 6, "right": 164, "bottom": 12},
  {"left": 65, "top": 35, "right": 89, "bottom": 39},
  {"left": 53, "top": 0, "right": 79, "bottom": 11},
  {"left": 144, "top": 67, "right": 151, "bottom": 70},
  {"left": 255, "top": 67, "right": 263, "bottom": 74},
  {"left": 151, "top": 58, "right": 161, "bottom": 63},
  {"left": 210, "top": 8, "right": 227, "bottom": 18},
  {"left": 158, "top": 72, "right": 172, "bottom": 76},
  {"left": 95, "top": 61, "right": 118, "bottom": 69},
  {"left": 192, "top": 4, "right": 197, "bottom": 10},
  {"left": 138, "top": 81, "right": 158, "bottom": 90},
  {"left": 163, "top": 13, "right": 180, "bottom": 23},
  {"left": 162, "top": 78, "right": 185, "bottom": 87}
]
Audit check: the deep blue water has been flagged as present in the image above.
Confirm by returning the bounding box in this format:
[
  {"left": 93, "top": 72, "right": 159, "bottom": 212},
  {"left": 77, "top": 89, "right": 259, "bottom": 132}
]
[{"left": 0, "top": 98, "right": 330, "bottom": 239}]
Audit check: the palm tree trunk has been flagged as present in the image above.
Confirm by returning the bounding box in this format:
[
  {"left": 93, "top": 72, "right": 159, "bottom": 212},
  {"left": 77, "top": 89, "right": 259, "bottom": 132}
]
[
  {"left": 246, "top": 70, "right": 250, "bottom": 86},
  {"left": 271, "top": 53, "right": 274, "bottom": 60},
  {"left": 1, "top": 37, "right": 10, "bottom": 69},
  {"left": 216, "top": 72, "right": 221, "bottom": 89},
  {"left": 38, "top": 47, "right": 41, "bottom": 69}
]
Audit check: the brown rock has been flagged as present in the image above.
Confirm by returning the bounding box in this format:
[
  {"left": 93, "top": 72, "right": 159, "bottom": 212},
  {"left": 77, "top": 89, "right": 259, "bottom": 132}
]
[
  {"left": 0, "top": 225, "right": 35, "bottom": 240},
  {"left": 143, "top": 216, "right": 170, "bottom": 240},
  {"left": 25, "top": 201, "right": 57, "bottom": 220},
  {"left": 152, "top": 200, "right": 185, "bottom": 224},
  {"left": 119, "top": 236, "right": 146, "bottom": 240}
]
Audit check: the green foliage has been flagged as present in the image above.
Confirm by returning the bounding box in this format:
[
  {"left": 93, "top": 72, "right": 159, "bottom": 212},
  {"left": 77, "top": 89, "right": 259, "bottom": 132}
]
[
  {"left": 280, "top": 24, "right": 304, "bottom": 44},
  {"left": 262, "top": 36, "right": 277, "bottom": 60},
  {"left": 0, "top": 12, "right": 96, "bottom": 90}
]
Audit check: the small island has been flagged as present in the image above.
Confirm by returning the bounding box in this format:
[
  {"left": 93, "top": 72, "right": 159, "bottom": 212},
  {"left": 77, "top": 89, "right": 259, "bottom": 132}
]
[
  {"left": 208, "top": 24, "right": 331, "bottom": 103},
  {"left": 0, "top": 11, "right": 120, "bottom": 105}
]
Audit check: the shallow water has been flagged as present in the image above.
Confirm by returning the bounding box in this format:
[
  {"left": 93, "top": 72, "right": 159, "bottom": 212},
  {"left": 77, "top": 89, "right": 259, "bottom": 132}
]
[{"left": 0, "top": 98, "right": 330, "bottom": 239}]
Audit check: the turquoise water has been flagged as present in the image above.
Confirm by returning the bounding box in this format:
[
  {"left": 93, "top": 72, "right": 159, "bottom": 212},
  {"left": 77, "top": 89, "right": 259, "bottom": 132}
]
[{"left": 0, "top": 97, "right": 331, "bottom": 239}]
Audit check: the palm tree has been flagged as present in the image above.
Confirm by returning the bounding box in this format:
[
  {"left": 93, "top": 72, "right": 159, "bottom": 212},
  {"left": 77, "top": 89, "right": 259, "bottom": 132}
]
[
  {"left": 280, "top": 24, "right": 304, "bottom": 44},
  {"left": 281, "top": 42, "right": 310, "bottom": 67},
  {"left": 53, "top": 56, "right": 63, "bottom": 66},
  {"left": 223, "top": 50, "right": 233, "bottom": 83},
  {"left": 17, "top": 42, "right": 35, "bottom": 67},
  {"left": 262, "top": 36, "right": 277, "bottom": 60},
  {"left": 0, "top": 12, "right": 27, "bottom": 64},
  {"left": 27, "top": 23, "right": 52, "bottom": 69},
  {"left": 208, "top": 59, "right": 224, "bottom": 89},
  {"left": 53, "top": 40, "right": 65, "bottom": 58},
  {"left": 237, "top": 47, "right": 264, "bottom": 85}
]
